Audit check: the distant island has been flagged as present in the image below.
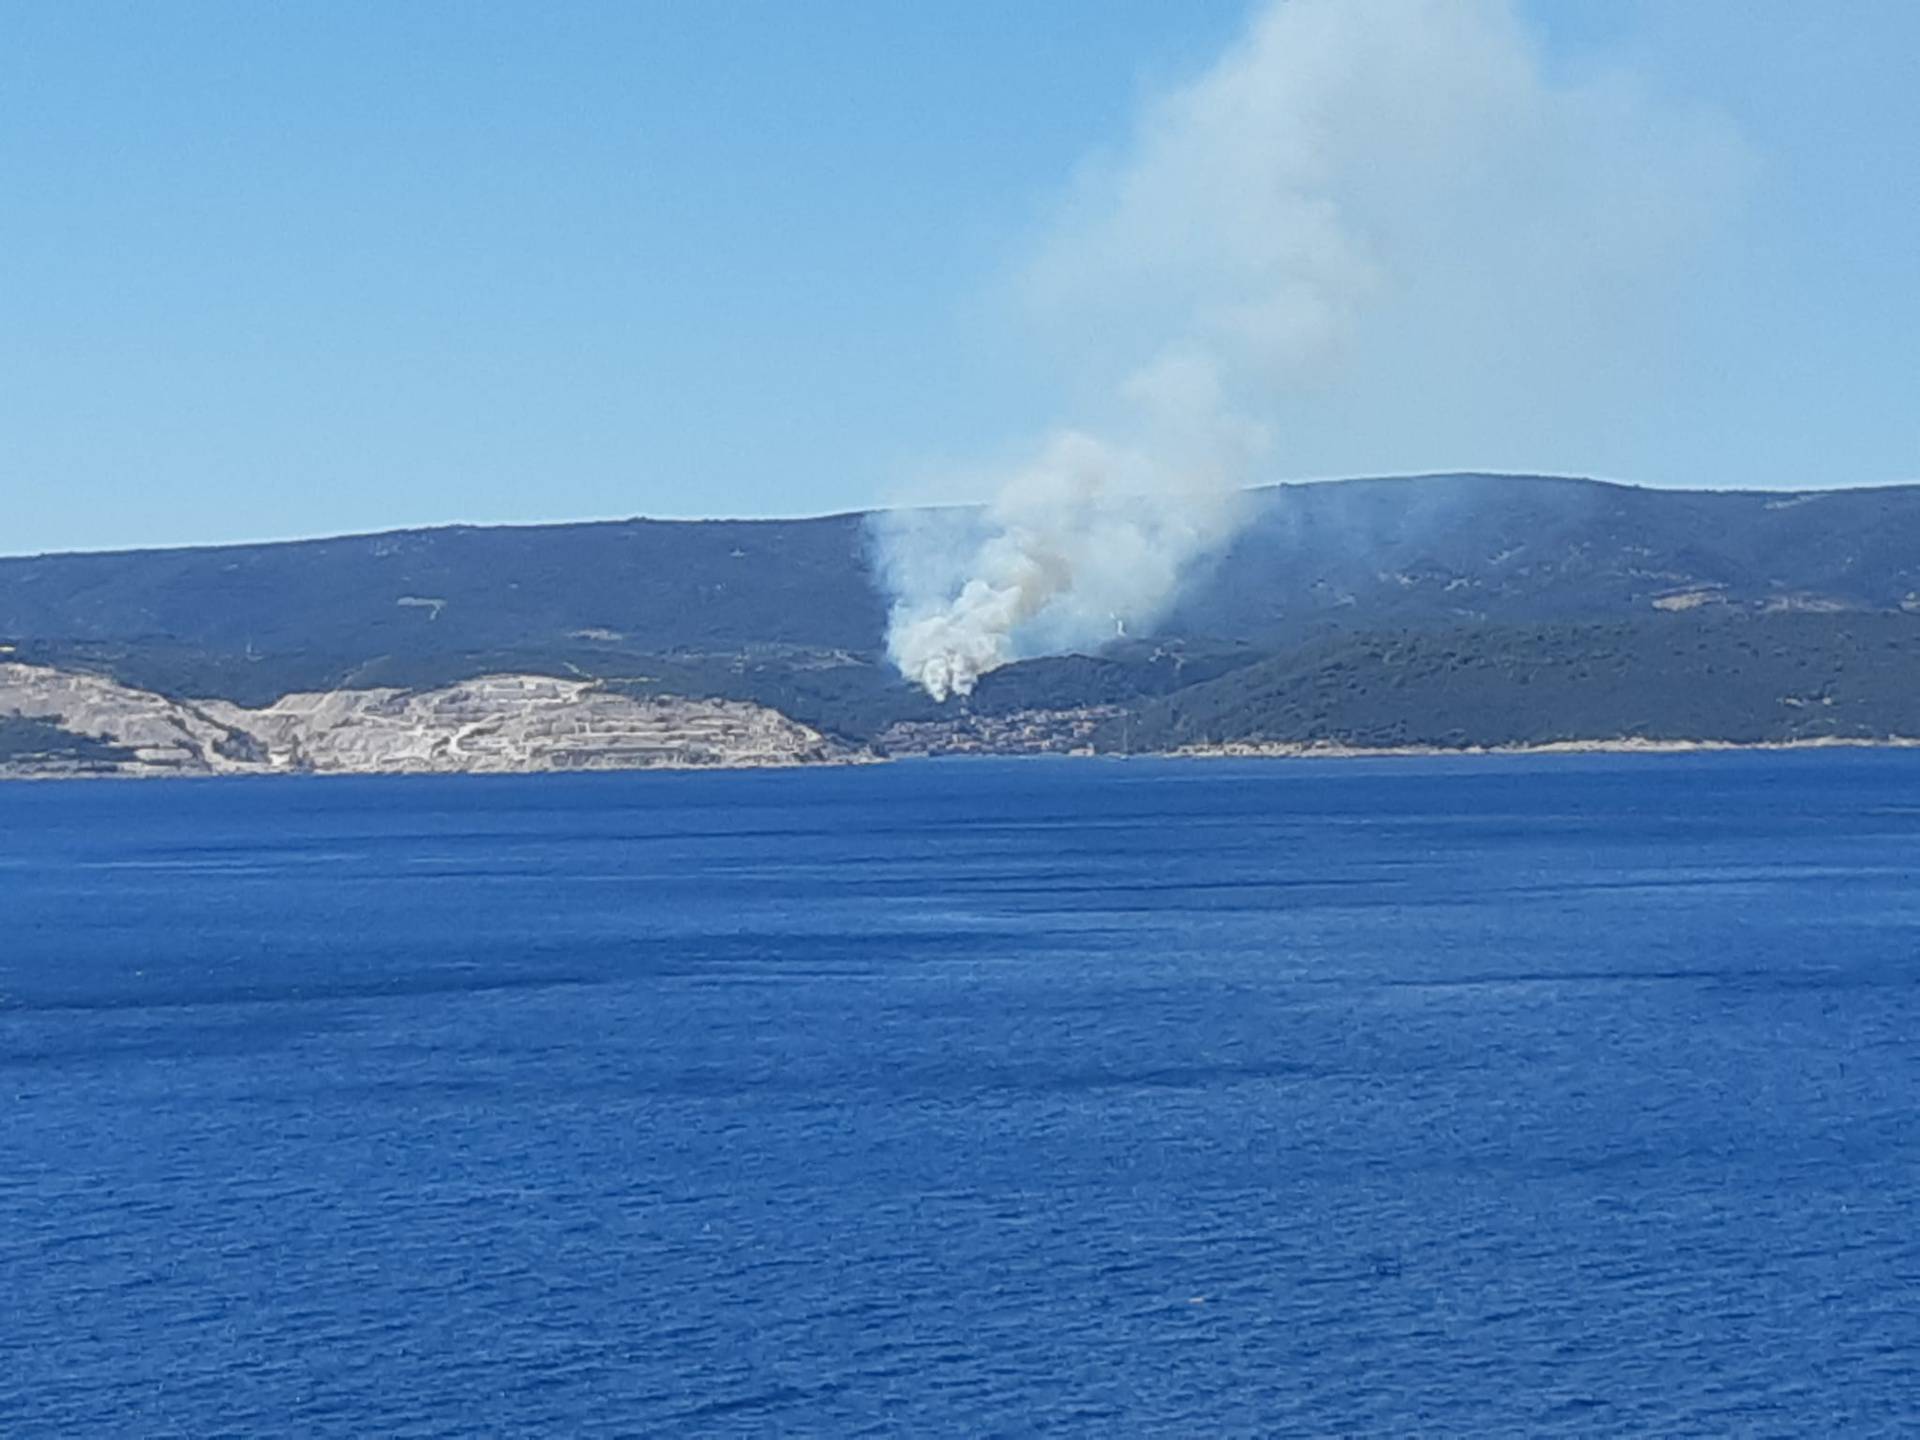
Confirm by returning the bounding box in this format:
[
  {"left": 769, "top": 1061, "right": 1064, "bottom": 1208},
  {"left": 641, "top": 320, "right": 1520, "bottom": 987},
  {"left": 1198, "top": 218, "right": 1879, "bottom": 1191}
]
[{"left": 6, "top": 473, "right": 1920, "bottom": 778}]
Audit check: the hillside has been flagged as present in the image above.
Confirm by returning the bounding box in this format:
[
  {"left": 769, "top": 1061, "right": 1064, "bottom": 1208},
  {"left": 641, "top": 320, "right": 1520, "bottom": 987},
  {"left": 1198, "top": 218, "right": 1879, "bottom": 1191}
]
[
  {"left": 1096, "top": 612, "right": 1920, "bottom": 752},
  {"left": 1170, "top": 475, "right": 1920, "bottom": 638},
  {"left": 0, "top": 512, "right": 884, "bottom": 702},
  {"left": 8, "top": 473, "right": 1920, "bottom": 770},
  {"left": 8, "top": 475, "right": 1920, "bottom": 708}
]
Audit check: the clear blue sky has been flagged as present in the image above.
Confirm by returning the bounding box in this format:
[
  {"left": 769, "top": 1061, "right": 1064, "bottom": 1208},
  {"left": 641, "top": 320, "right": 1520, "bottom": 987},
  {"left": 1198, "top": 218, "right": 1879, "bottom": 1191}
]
[{"left": 2, "top": 0, "right": 1915, "bottom": 555}]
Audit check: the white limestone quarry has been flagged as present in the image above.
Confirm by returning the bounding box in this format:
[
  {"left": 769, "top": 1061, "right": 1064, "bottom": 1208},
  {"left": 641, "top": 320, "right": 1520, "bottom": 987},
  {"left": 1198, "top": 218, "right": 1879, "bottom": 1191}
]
[
  {"left": 0, "top": 663, "right": 257, "bottom": 775},
  {"left": 0, "top": 664, "right": 851, "bottom": 778}
]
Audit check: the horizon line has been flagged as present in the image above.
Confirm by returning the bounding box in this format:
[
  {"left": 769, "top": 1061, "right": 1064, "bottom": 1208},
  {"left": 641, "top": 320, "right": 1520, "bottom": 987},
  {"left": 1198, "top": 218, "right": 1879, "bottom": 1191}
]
[{"left": 9, "top": 469, "right": 1920, "bottom": 563}]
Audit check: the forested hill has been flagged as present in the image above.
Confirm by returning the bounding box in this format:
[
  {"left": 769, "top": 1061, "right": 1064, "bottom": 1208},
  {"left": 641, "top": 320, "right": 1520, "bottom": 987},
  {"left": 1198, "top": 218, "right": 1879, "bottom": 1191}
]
[
  {"left": 1093, "top": 613, "right": 1920, "bottom": 753},
  {"left": 8, "top": 475, "right": 1920, "bottom": 695},
  {"left": 6, "top": 473, "right": 1920, "bottom": 756},
  {"left": 0, "top": 512, "right": 886, "bottom": 663}
]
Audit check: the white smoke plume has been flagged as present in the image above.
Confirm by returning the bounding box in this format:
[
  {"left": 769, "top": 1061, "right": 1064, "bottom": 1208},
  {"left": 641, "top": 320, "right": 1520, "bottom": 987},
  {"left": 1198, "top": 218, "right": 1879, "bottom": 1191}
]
[
  {"left": 883, "top": 352, "right": 1263, "bottom": 700},
  {"left": 877, "top": 0, "right": 1747, "bottom": 699}
]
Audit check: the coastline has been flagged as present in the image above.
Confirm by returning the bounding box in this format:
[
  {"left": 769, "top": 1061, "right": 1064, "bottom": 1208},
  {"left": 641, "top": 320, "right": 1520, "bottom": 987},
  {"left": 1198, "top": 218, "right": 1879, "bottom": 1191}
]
[
  {"left": 9, "top": 732, "right": 1920, "bottom": 783},
  {"left": 1162, "top": 735, "right": 1920, "bottom": 760}
]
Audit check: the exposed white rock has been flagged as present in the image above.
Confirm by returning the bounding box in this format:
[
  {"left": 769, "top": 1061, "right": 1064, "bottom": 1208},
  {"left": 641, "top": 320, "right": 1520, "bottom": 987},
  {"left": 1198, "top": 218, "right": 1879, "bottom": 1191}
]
[
  {"left": 0, "top": 663, "right": 258, "bottom": 775},
  {"left": 0, "top": 663, "right": 852, "bottom": 778}
]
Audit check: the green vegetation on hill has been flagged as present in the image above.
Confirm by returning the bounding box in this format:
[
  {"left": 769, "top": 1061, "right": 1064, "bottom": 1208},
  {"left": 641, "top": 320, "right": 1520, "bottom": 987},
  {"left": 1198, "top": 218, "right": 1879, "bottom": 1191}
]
[
  {"left": 9, "top": 475, "right": 1920, "bottom": 757},
  {"left": 0, "top": 513, "right": 886, "bottom": 672},
  {"left": 9, "top": 474, "right": 1920, "bottom": 713},
  {"left": 1096, "top": 613, "right": 1920, "bottom": 751}
]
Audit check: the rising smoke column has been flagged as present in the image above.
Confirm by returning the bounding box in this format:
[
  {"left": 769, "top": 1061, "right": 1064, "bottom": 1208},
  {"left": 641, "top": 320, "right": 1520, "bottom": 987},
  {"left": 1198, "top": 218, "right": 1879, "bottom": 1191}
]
[
  {"left": 880, "top": 357, "right": 1260, "bottom": 699},
  {"left": 877, "top": 0, "right": 1747, "bottom": 698}
]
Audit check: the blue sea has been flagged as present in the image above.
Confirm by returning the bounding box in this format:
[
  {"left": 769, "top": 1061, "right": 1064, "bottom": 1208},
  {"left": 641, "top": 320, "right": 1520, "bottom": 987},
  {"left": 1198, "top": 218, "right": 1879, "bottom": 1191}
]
[{"left": 4, "top": 754, "right": 1917, "bottom": 1435}]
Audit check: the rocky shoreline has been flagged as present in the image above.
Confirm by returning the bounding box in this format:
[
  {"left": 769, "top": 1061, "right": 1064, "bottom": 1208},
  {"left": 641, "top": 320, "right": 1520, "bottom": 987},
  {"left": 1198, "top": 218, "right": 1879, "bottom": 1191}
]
[
  {"left": 0, "top": 663, "right": 858, "bottom": 780},
  {"left": 10, "top": 660, "right": 1920, "bottom": 782}
]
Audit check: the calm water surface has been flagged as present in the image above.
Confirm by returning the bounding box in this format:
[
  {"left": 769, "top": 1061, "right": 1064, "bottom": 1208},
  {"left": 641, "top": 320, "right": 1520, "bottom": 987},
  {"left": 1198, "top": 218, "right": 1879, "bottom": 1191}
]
[{"left": 3, "top": 754, "right": 1917, "bottom": 1435}]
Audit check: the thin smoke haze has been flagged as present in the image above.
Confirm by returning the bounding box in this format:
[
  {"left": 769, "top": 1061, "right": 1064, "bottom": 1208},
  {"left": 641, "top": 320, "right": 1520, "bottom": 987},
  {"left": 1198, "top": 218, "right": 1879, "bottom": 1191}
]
[{"left": 875, "top": 0, "right": 1747, "bottom": 699}]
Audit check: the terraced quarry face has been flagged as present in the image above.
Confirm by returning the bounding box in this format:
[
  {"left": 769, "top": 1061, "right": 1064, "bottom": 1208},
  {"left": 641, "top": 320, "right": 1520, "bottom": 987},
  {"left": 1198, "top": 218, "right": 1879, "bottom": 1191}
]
[{"left": 0, "top": 665, "right": 847, "bottom": 778}]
